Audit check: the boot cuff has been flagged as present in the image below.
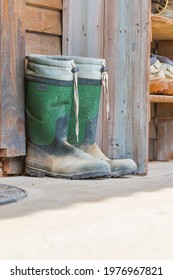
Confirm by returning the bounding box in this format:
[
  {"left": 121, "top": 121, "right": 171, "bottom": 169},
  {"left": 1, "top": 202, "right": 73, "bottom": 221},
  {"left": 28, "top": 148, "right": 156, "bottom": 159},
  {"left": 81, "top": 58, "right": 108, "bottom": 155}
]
[
  {"left": 27, "top": 54, "right": 74, "bottom": 68},
  {"left": 60, "top": 55, "right": 107, "bottom": 80},
  {"left": 26, "top": 54, "right": 75, "bottom": 81}
]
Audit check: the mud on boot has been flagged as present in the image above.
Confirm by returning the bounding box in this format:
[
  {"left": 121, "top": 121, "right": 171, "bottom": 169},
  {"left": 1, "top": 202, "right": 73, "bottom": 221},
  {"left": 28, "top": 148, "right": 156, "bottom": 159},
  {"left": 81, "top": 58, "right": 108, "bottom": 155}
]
[{"left": 25, "top": 55, "right": 111, "bottom": 179}]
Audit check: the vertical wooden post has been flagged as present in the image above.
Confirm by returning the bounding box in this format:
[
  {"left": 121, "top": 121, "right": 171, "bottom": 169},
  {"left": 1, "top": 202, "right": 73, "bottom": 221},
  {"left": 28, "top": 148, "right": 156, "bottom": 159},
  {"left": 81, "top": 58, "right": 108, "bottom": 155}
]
[
  {"left": 0, "top": 0, "right": 26, "bottom": 174},
  {"left": 103, "top": 0, "right": 150, "bottom": 174}
]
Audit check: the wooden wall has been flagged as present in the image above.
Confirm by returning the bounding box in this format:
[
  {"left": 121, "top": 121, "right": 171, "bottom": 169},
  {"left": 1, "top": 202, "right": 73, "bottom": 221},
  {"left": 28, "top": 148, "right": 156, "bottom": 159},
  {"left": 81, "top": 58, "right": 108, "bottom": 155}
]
[
  {"left": 63, "top": 0, "right": 151, "bottom": 174},
  {"left": 0, "top": 0, "right": 26, "bottom": 175},
  {"left": 25, "top": 0, "right": 62, "bottom": 55},
  {"left": 0, "top": 0, "right": 63, "bottom": 175},
  {"left": 149, "top": 41, "right": 173, "bottom": 161},
  {"left": 0, "top": 0, "right": 150, "bottom": 175}
]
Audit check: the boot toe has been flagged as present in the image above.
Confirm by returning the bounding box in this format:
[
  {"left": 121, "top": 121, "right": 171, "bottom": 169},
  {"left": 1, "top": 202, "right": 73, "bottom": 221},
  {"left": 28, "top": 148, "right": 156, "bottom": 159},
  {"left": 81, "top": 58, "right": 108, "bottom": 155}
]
[
  {"left": 108, "top": 158, "right": 137, "bottom": 177},
  {"left": 54, "top": 155, "right": 111, "bottom": 179}
]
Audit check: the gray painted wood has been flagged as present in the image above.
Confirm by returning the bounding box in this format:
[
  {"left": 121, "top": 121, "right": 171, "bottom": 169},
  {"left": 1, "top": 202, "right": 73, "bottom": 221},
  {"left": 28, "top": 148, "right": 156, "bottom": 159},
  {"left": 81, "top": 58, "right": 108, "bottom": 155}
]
[
  {"left": 0, "top": 0, "right": 26, "bottom": 158},
  {"left": 63, "top": 0, "right": 104, "bottom": 57},
  {"left": 103, "top": 0, "right": 150, "bottom": 174}
]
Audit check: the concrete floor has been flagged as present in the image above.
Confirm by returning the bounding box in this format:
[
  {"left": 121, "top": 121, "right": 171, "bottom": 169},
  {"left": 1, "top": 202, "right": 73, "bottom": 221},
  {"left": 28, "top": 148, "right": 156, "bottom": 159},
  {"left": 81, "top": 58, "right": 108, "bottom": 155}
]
[{"left": 0, "top": 161, "right": 173, "bottom": 260}]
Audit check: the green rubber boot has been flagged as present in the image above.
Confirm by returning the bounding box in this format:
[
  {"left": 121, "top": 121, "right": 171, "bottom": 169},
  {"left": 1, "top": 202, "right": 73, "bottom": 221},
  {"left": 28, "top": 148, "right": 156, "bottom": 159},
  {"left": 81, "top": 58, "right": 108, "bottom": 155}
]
[
  {"left": 25, "top": 55, "right": 111, "bottom": 179},
  {"left": 65, "top": 56, "right": 137, "bottom": 177}
]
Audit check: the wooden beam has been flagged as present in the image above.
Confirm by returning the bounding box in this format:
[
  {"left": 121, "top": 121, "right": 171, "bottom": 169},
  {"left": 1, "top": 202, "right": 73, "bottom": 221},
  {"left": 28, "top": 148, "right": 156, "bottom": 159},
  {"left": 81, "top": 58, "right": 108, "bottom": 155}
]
[
  {"left": 150, "top": 95, "right": 173, "bottom": 103},
  {"left": 0, "top": 0, "right": 26, "bottom": 158},
  {"left": 25, "top": 5, "right": 62, "bottom": 36},
  {"left": 25, "top": 32, "right": 62, "bottom": 55},
  {"left": 152, "top": 15, "right": 173, "bottom": 40},
  {"left": 103, "top": 0, "right": 151, "bottom": 174},
  {"left": 26, "top": 0, "right": 63, "bottom": 10},
  {"left": 2, "top": 157, "right": 25, "bottom": 175}
]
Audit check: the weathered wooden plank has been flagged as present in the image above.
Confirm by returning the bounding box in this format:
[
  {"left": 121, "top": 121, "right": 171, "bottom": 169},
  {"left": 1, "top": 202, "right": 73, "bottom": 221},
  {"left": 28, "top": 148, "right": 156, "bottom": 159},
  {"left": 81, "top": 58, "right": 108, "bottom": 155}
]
[
  {"left": 25, "top": 5, "right": 62, "bottom": 35},
  {"left": 158, "top": 40, "right": 173, "bottom": 61},
  {"left": 26, "top": 32, "right": 61, "bottom": 55},
  {"left": 152, "top": 15, "right": 173, "bottom": 40},
  {"left": 149, "top": 139, "right": 156, "bottom": 161},
  {"left": 0, "top": 162, "right": 3, "bottom": 176},
  {"left": 103, "top": 0, "right": 150, "bottom": 174},
  {"left": 26, "top": 0, "right": 63, "bottom": 10},
  {"left": 0, "top": 0, "right": 26, "bottom": 158},
  {"left": 63, "top": 0, "right": 104, "bottom": 56},
  {"left": 63, "top": 0, "right": 104, "bottom": 148},
  {"left": 157, "top": 103, "right": 173, "bottom": 117},
  {"left": 2, "top": 157, "right": 25, "bottom": 175},
  {"left": 150, "top": 103, "right": 156, "bottom": 118},
  {"left": 157, "top": 118, "right": 173, "bottom": 161},
  {"left": 150, "top": 95, "right": 173, "bottom": 103},
  {"left": 63, "top": 0, "right": 150, "bottom": 174},
  {"left": 149, "top": 118, "right": 157, "bottom": 139}
]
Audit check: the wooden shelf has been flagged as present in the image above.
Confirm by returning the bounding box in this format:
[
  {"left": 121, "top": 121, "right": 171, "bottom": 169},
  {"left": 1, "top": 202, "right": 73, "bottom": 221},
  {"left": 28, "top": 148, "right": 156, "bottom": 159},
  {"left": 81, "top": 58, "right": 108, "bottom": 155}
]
[
  {"left": 151, "top": 15, "right": 173, "bottom": 103},
  {"left": 152, "top": 15, "right": 173, "bottom": 40},
  {"left": 150, "top": 94, "right": 173, "bottom": 103}
]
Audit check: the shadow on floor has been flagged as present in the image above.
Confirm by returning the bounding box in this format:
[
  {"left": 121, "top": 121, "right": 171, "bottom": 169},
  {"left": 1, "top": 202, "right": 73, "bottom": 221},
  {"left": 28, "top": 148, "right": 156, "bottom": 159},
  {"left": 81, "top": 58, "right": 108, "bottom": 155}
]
[{"left": 0, "top": 163, "right": 173, "bottom": 219}]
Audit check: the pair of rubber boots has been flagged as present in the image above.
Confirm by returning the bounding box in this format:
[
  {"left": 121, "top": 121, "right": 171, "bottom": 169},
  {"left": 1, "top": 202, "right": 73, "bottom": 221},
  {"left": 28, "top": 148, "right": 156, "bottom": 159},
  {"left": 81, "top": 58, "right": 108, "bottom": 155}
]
[{"left": 25, "top": 55, "right": 137, "bottom": 179}]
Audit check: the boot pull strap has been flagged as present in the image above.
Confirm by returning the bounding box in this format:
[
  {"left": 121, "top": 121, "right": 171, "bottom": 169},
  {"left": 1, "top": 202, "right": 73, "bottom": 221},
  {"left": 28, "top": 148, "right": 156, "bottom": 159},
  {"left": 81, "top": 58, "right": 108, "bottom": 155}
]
[
  {"left": 71, "top": 63, "right": 79, "bottom": 142},
  {"left": 101, "top": 64, "right": 109, "bottom": 119}
]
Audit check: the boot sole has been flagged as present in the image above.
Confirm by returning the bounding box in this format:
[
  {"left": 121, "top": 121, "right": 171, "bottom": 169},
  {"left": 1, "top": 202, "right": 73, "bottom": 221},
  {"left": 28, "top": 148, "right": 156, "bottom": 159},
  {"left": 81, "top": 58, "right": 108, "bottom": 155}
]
[
  {"left": 111, "top": 169, "right": 137, "bottom": 177},
  {"left": 25, "top": 166, "right": 111, "bottom": 180}
]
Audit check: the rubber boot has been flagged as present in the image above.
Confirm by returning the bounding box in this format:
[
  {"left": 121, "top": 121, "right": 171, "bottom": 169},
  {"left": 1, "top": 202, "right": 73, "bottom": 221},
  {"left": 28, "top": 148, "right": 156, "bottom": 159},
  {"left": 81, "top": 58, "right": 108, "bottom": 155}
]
[
  {"left": 65, "top": 56, "right": 137, "bottom": 177},
  {"left": 25, "top": 55, "right": 111, "bottom": 179}
]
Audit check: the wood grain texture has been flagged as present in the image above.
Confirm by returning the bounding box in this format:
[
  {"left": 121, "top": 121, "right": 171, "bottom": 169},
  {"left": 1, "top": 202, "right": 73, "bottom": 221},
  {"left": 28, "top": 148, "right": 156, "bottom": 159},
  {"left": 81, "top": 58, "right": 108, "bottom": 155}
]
[
  {"left": 149, "top": 119, "right": 157, "bottom": 139},
  {"left": 63, "top": 0, "right": 104, "bottom": 57},
  {"left": 103, "top": 0, "right": 150, "bottom": 174},
  {"left": 157, "top": 118, "right": 173, "bottom": 160},
  {"left": 26, "top": 0, "right": 62, "bottom": 10},
  {"left": 63, "top": 0, "right": 104, "bottom": 148},
  {"left": 63, "top": 0, "right": 150, "bottom": 174},
  {"left": 157, "top": 103, "right": 173, "bottom": 117},
  {"left": 26, "top": 32, "right": 61, "bottom": 55},
  {"left": 25, "top": 5, "right": 62, "bottom": 35},
  {"left": 152, "top": 15, "right": 173, "bottom": 40},
  {"left": 158, "top": 40, "right": 173, "bottom": 61},
  {"left": 2, "top": 156, "right": 25, "bottom": 175},
  {"left": 0, "top": 0, "right": 26, "bottom": 157},
  {"left": 149, "top": 139, "right": 156, "bottom": 160},
  {"left": 150, "top": 95, "right": 173, "bottom": 103}
]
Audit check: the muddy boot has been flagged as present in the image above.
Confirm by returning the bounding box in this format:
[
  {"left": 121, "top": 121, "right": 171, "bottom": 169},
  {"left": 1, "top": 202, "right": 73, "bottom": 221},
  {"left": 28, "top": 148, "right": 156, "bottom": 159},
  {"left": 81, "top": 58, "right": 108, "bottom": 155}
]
[
  {"left": 64, "top": 56, "right": 137, "bottom": 177},
  {"left": 25, "top": 55, "right": 111, "bottom": 179}
]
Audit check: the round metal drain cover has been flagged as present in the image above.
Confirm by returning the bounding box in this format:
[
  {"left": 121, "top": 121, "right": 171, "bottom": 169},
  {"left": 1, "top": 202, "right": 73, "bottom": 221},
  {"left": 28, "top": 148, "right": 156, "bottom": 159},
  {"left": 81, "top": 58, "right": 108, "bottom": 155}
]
[{"left": 0, "top": 184, "right": 27, "bottom": 205}]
